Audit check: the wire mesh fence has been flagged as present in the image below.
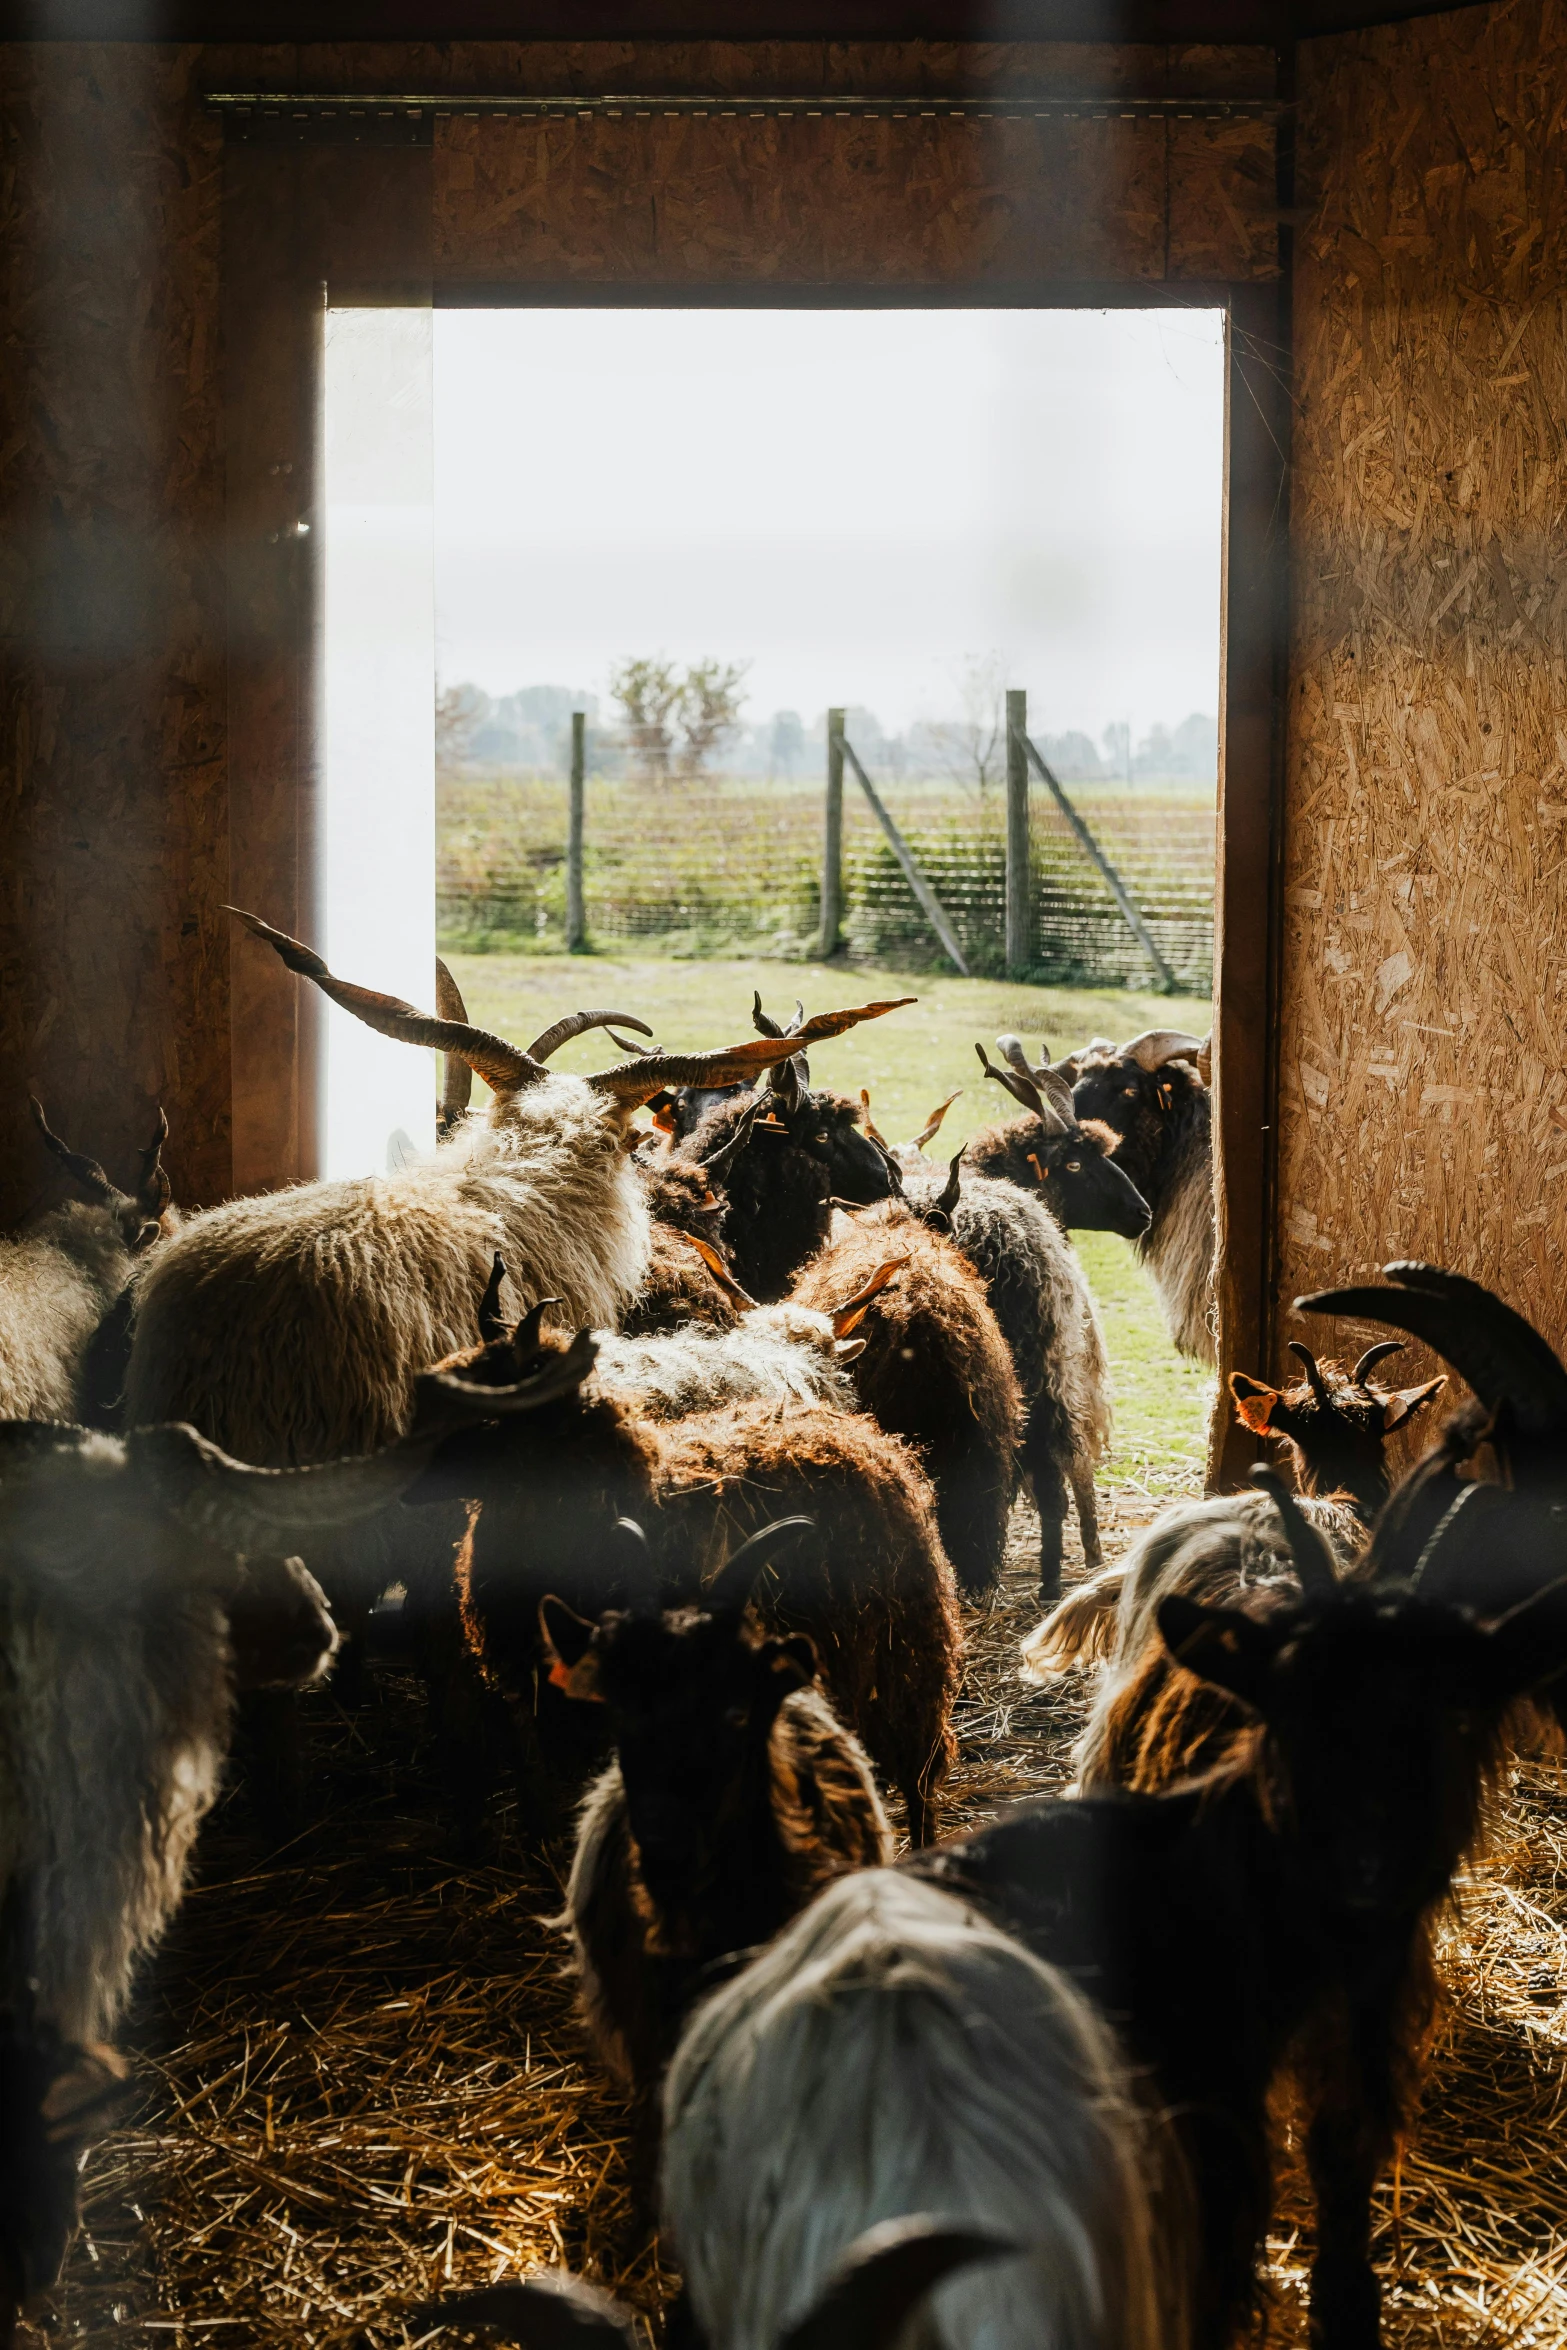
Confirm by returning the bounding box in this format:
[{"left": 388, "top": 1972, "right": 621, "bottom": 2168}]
[{"left": 437, "top": 770, "right": 1215, "bottom": 992}]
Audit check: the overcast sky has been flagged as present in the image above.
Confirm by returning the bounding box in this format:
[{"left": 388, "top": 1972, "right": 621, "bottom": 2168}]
[{"left": 434, "top": 305, "right": 1224, "bottom": 745}]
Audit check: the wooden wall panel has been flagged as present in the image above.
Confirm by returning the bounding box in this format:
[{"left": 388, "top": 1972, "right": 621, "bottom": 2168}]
[
  {"left": 1, "top": 32, "right": 1274, "bottom": 1223},
  {"left": 1280, "top": 0, "right": 1567, "bottom": 1384},
  {"left": 0, "top": 43, "right": 229, "bottom": 1225},
  {"left": 435, "top": 108, "right": 1276, "bottom": 292}
]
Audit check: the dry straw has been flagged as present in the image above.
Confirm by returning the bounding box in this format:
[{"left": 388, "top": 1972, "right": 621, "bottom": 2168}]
[{"left": 31, "top": 1465, "right": 1567, "bottom": 2349}]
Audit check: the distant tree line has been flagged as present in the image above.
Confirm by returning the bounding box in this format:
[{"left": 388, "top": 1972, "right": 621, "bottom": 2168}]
[{"left": 436, "top": 672, "right": 1218, "bottom": 788}]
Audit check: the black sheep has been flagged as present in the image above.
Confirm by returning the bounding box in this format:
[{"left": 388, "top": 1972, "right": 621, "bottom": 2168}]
[
  {"left": 913, "top": 1459, "right": 1567, "bottom": 2350},
  {"left": 546, "top": 1516, "right": 891, "bottom": 2156},
  {"left": 1229, "top": 1336, "right": 1445, "bottom": 1522},
  {"left": 962, "top": 1038, "right": 1152, "bottom": 1240}
]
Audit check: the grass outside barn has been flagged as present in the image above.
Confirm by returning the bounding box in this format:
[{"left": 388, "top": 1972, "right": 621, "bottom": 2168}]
[{"left": 446, "top": 952, "right": 1217, "bottom": 1498}]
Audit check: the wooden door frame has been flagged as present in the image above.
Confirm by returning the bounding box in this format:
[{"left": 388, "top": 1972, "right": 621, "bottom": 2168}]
[{"left": 223, "top": 163, "right": 1290, "bottom": 1474}]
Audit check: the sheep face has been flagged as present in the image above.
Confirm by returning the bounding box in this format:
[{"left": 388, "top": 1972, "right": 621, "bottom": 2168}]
[
  {"left": 1160, "top": 1583, "right": 1565, "bottom": 1924},
  {"left": 1229, "top": 1348, "right": 1445, "bottom": 1518},
  {"left": 543, "top": 1597, "right": 816, "bottom": 1934},
  {"left": 966, "top": 1115, "right": 1151, "bottom": 1237},
  {"left": 1072, "top": 1047, "right": 1206, "bottom": 1200}
]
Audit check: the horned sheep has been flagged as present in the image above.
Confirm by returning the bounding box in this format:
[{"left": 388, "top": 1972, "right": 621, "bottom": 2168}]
[
  {"left": 662, "top": 1868, "right": 1172, "bottom": 2350},
  {"left": 1018, "top": 1335, "right": 1444, "bottom": 1690},
  {"left": 0, "top": 1415, "right": 439, "bottom": 2329},
  {"left": 899, "top": 1158, "right": 1113, "bottom": 1599},
  {"left": 1070, "top": 1029, "right": 1215, "bottom": 1363},
  {"left": 791, "top": 1201, "right": 1022, "bottom": 1600},
  {"left": 0, "top": 1102, "right": 175, "bottom": 1425},
  {"left": 417, "top": 1310, "right": 964, "bottom": 1844},
  {"left": 123, "top": 914, "right": 898, "bottom": 1625},
  {"left": 546, "top": 1517, "right": 891, "bottom": 2156},
  {"left": 959, "top": 1039, "right": 1152, "bottom": 1241},
  {"left": 918, "top": 1461, "right": 1567, "bottom": 2350}
]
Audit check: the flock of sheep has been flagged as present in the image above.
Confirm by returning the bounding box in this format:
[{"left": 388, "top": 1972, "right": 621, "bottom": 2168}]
[{"left": 2, "top": 911, "right": 1563, "bottom": 2350}]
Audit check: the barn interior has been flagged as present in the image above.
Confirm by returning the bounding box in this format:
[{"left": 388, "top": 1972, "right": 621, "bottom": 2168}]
[{"left": 3, "top": 2, "right": 1567, "bottom": 2345}]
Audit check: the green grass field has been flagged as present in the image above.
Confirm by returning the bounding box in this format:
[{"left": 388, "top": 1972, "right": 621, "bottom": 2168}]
[{"left": 449, "top": 950, "right": 1216, "bottom": 1497}]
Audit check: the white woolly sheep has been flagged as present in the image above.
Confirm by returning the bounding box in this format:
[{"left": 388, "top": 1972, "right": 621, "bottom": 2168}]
[
  {"left": 1017, "top": 1480, "right": 1366, "bottom": 1789},
  {"left": 1069, "top": 1031, "right": 1215, "bottom": 1364},
  {"left": 661, "top": 1868, "right": 1172, "bottom": 2350},
  {"left": 123, "top": 915, "right": 899, "bottom": 1625},
  {"left": 0, "top": 1414, "right": 438, "bottom": 2321}
]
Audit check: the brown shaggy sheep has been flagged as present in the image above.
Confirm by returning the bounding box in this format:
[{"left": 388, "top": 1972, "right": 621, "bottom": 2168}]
[
  {"left": 414, "top": 1317, "right": 964, "bottom": 1845},
  {"left": 790, "top": 1202, "right": 1022, "bottom": 1601}
]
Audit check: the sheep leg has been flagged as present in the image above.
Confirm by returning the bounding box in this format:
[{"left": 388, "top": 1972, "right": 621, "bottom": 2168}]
[
  {"left": 1303, "top": 2007, "right": 1397, "bottom": 2350},
  {"left": 1069, "top": 1466, "right": 1102, "bottom": 1568},
  {"left": 1020, "top": 1390, "right": 1072, "bottom": 1603}
]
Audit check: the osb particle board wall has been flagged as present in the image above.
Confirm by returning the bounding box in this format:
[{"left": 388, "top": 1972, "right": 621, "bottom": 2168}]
[
  {"left": 0, "top": 34, "right": 1279, "bottom": 1227},
  {"left": 1280, "top": 0, "right": 1567, "bottom": 1382}
]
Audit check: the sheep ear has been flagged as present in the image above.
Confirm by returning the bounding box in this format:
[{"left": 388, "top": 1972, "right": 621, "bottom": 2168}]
[
  {"left": 1382, "top": 1376, "right": 1447, "bottom": 1432},
  {"left": 829, "top": 1254, "right": 908, "bottom": 1338},
  {"left": 781, "top": 2217, "right": 1017, "bottom": 2350},
  {"left": 1157, "top": 1594, "right": 1282, "bottom": 1710},
  {"left": 539, "top": 1595, "right": 603, "bottom": 1700},
  {"left": 833, "top": 1337, "right": 867, "bottom": 1363},
  {"left": 766, "top": 1633, "right": 818, "bottom": 1690},
  {"left": 1229, "top": 1372, "right": 1279, "bottom": 1434}
]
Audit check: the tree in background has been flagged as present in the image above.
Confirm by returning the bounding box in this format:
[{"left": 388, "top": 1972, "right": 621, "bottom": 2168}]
[
  {"left": 609, "top": 657, "right": 684, "bottom": 781},
  {"left": 610, "top": 656, "right": 750, "bottom": 781},
  {"left": 679, "top": 658, "right": 750, "bottom": 777},
  {"left": 769, "top": 709, "right": 805, "bottom": 782},
  {"left": 436, "top": 681, "right": 491, "bottom": 774},
  {"left": 915, "top": 653, "right": 1007, "bottom": 803}
]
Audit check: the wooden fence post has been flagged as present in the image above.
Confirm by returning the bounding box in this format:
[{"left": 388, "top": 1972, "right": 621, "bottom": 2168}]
[
  {"left": 819, "top": 706, "right": 845, "bottom": 958},
  {"left": 566, "top": 709, "right": 586, "bottom": 952},
  {"left": 1005, "top": 687, "right": 1030, "bottom": 978}
]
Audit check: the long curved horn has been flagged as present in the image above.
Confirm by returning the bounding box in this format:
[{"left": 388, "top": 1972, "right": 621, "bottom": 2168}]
[
  {"left": 134, "top": 1109, "right": 172, "bottom": 1223},
  {"left": 912, "top": 1089, "right": 961, "bottom": 1151},
  {"left": 434, "top": 959, "right": 475, "bottom": 1126},
  {"left": 782, "top": 2218, "right": 1020, "bottom": 2350},
  {"left": 997, "top": 1035, "right": 1040, "bottom": 1086},
  {"left": 29, "top": 1099, "right": 136, "bottom": 1217},
  {"left": 412, "top": 1328, "right": 600, "bottom": 1423},
  {"left": 974, "top": 1042, "right": 1044, "bottom": 1121},
  {"left": 128, "top": 1422, "right": 440, "bottom": 1550},
  {"left": 859, "top": 1089, "right": 890, "bottom": 1149},
  {"left": 1298, "top": 1263, "right": 1567, "bottom": 1448},
  {"left": 478, "top": 1253, "right": 511, "bottom": 1344},
  {"left": 683, "top": 1232, "right": 759, "bottom": 1312},
  {"left": 700, "top": 1091, "right": 770, "bottom": 1184},
  {"left": 705, "top": 1515, "right": 816, "bottom": 1614},
  {"left": 589, "top": 1002, "right": 912, "bottom": 1107},
  {"left": 1286, "top": 1340, "right": 1331, "bottom": 1409},
  {"left": 412, "top": 2270, "right": 635, "bottom": 2350},
  {"left": 975, "top": 1044, "right": 1070, "bottom": 1136},
  {"left": 1247, "top": 1464, "right": 1339, "bottom": 1600},
  {"left": 1122, "top": 1028, "right": 1205, "bottom": 1073},
  {"left": 1351, "top": 1339, "right": 1405, "bottom": 1387},
  {"left": 829, "top": 1255, "right": 909, "bottom": 1338},
  {"left": 526, "top": 1010, "right": 653, "bottom": 1062},
  {"left": 229, "top": 909, "right": 538, "bottom": 1095}
]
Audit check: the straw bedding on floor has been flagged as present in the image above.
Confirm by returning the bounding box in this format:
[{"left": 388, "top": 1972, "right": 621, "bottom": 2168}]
[{"left": 29, "top": 1479, "right": 1567, "bottom": 2349}]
